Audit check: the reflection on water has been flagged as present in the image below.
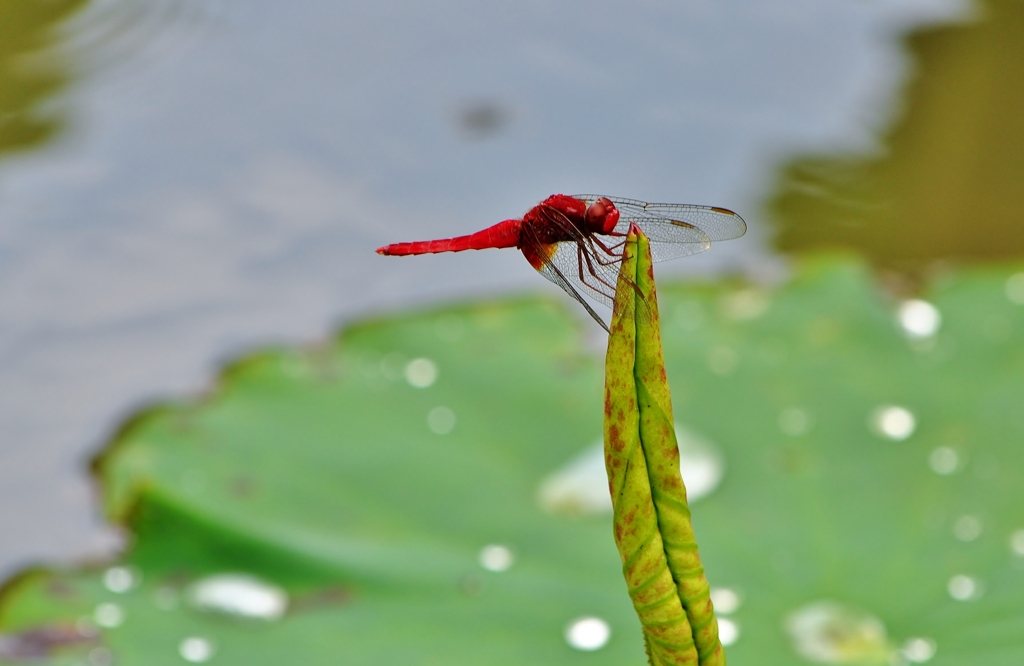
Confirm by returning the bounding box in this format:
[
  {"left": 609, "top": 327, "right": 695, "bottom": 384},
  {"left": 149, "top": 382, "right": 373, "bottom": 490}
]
[
  {"left": 0, "top": 0, "right": 88, "bottom": 155},
  {"left": 0, "top": 0, "right": 212, "bottom": 160},
  {"left": 768, "top": 0, "right": 1024, "bottom": 274},
  {"left": 61, "top": 0, "right": 216, "bottom": 80}
]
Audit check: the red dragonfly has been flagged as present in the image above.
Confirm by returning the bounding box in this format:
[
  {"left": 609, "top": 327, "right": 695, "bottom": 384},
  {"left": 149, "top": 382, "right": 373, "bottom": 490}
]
[{"left": 377, "top": 194, "right": 746, "bottom": 331}]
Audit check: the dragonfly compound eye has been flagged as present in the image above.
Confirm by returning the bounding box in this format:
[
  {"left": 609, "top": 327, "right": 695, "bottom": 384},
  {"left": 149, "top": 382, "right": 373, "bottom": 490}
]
[{"left": 586, "top": 197, "right": 619, "bottom": 234}]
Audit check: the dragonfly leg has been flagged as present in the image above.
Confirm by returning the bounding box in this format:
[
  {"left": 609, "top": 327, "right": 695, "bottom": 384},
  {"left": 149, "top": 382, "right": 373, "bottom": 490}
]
[
  {"left": 575, "top": 246, "right": 614, "bottom": 299},
  {"left": 578, "top": 244, "right": 619, "bottom": 296},
  {"left": 575, "top": 246, "right": 606, "bottom": 297},
  {"left": 584, "top": 236, "right": 627, "bottom": 268},
  {"left": 575, "top": 241, "right": 649, "bottom": 319},
  {"left": 594, "top": 237, "right": 625, "bottom": 252},
  {"left": 590, "top": 235, "right": 626, "bottom": 259},
  {"left": 589, "top": 240, "right": 650, "bottom": 307}
]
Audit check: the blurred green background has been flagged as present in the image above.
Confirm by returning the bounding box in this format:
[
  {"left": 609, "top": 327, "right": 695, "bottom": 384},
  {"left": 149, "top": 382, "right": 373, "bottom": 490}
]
[{"left": 1, "top": 0, "right": 1023, "bottom": 664}]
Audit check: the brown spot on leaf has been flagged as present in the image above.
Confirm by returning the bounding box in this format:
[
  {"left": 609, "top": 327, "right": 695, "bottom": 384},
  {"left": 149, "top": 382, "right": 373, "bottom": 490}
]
[
  {"left": 290, "top": 586, "right": 352, "bottom": 612},
  {"left": 608, "top": 424, "right": 624, "bottom": 451},
  {"left": 45, "top": 578, "right": 76, "bottom": 598},
  {"left": 230, "top": 476, "right": 257, "bottom": 498},
  {"left": 458, "top": 573, "right": 486, "bottom": 597}
]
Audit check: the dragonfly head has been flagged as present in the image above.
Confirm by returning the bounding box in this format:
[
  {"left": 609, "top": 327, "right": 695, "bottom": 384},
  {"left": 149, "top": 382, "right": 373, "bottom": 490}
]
[{"left": 584, "top": 197, "right": 620, "bottom": 234}]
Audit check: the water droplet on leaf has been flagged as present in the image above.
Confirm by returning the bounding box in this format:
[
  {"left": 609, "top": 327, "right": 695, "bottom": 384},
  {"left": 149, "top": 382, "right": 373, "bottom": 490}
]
[
  {"left": 405, "top": 358, "right": 438, "bottom": 388},
  {"left": 901, "top": 637, "right": 937, "bottom": 663},
  {"left": 947, "top": 574, "right": 981, "bottom": 601},
  {"left": 94, "top": 602, "right": 124, "bottom": 628},
  {"left": 779, "top": 408, "right": 812, "bottom": 436},
  {"left": 187, "top": 574, "right": 288, "bottom": 620},
  {"left": 1010, "top": 529, "right": 1024, "bottom": 556},
  {"left": 785, "top": 600, "right": 891, "bottom": 664},
  {"left": 478, "top": 545, "right": 514, "bottom": 572},
  {"left": 675, "top": 425, "right": 726, "bottom": 501},
  {"left": 565, "top": 617, "right": 610, "bottom": 651},
  {"left": 1005, "top": 272, "right": 1024, "bottom": 305},
  {"left": 928, "top": 447, "right": 958, "bottom": 475},
  {"left": 718, "top": 617, "right": 740, "bottom": 646},
  {"left": 537, "top": 443, "right": 608, "bottom": 515},
  {"left": 179, "top": 637, "right": 214, "bottom": 663},
  {"left": 870, "top": 406, "right": 916, "bottom": 441},
  {"left": 898, "top": 300, "right": 941, "bottom": 338},
  {"left": 103, "top": 566, "right": 137, "bottom": 593},
  {"left": 710, "top": 587, "right": 741, "bottom": 614},
  {"left": 427, "top": 406, "right": 456, "bottom": 434},
  {"left": 952, "top": 515, "right": 982, "bottom": 542}
]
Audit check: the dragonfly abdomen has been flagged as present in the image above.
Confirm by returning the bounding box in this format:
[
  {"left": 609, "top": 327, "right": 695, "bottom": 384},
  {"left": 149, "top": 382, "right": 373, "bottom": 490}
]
[{"left": 376, "top": 219, "right": 522, "bottom": 256}]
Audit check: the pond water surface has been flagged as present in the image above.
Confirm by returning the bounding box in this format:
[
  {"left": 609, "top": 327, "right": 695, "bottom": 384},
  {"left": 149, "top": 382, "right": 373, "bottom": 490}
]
[{"left": 0, "top": 0, "right": 969, "bottom": 576}]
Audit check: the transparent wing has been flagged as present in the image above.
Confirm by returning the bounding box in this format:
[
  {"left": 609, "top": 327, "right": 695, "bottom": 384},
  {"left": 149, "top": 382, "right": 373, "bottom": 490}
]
[
  {"left": 519, "top": 220, "right": 619, "bottom": 331},
  {"left": 572, "top": 195, "right": 746, "bottom": 263},
  {"left": 543, "top": 240, "right": 621, "bottom": 309},
  {"left": 534, "top": 248, "right": 612, "bottom": 332},
  {"left": 536, "top": 239, "right": 656, "bottom": 328}
]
